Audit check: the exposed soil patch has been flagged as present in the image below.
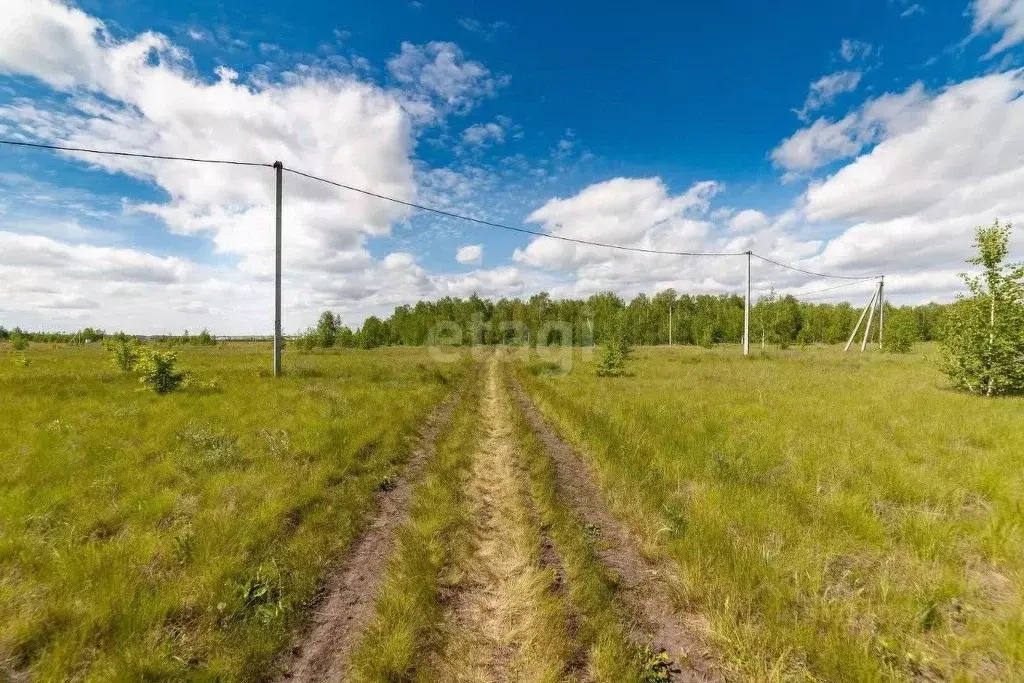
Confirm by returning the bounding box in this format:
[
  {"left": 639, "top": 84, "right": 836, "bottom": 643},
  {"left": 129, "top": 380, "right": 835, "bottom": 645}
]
[
  {"left": 275, "top": 388, "right": 461, "bottom": 683},
  {"left": 512, "top": 381, "right": 724, "bottom": 683}
]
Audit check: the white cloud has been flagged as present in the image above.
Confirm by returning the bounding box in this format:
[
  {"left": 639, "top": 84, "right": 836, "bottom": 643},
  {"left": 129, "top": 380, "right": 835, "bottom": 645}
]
[
  {"left": 839, "top": 39, "right": 874, "bottom": 62},
  {"left": 462, "top": 121, "right": 505, "bottom": 146},
  {"left": 788, "top": 71, "right": 1024, "bottom": 287},
  {"left": 971, "top": 0, "right": 1024, "bottom": 57},
  {"left": 901, "top": 4, "right": 925, "bottom": 18},
  {"left": 728, "top": 209, "right": 770, "bottom": 233},
  {"left": 508, "top": 178, "right": 746, "bottom": 296},
  {"left": 0, "top": 0, "right": 512, "bottom": 332},
  {"left": 794, "top": 70, "right": 862, "bottom": 122},
  {"left": 387, "top": 41, "right": 505, "bottom": 115},
  {"left": 455, "top": 244, "right": 483, "bottom": 264},
  {"left": 773, "top": 82, "right": 929, "bottom": 174}
]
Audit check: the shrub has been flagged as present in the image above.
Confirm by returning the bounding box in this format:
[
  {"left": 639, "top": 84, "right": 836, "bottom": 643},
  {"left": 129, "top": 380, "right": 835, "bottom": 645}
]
[
  {"left": 940, "top": 220, "right": 1024, "bottom": 395},
  {"left": 9, "top": 331, "right": 28, "bottom": 351},
  {"left": 596, "top": 343, "right": 625, "bottom": 377},
  {"left": 136, "top": 348, "right": 185, "bottom": 394},
  {"left": 293, "top": 328, "right": 318, "bottom": 353},
  {"left": 194, "top": 329, "right": 217, "bottom": 346},
  {"left": 106, "top": 335, "right": 142, "bottom": 372},
  {"left": 698, "top": 326, "right": 715, "bottom": 349},
  {"left": 883, "top": 309, "right": 918, "bottom": 354}
]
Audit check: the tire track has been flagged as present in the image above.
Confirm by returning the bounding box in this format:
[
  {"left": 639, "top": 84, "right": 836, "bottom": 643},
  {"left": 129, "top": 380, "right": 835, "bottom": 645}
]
[
  {"left": 511, "top": 380, "right": 724, "bottom": 683},
  {"left": 276, "top": 388, "right": 461, "bottom": 683},
  {"left": 431, "top": 356, "right": 568, "bottom": 682}
]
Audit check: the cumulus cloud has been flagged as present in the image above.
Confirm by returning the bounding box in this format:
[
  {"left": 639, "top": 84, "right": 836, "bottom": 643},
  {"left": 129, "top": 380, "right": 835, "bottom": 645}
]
[
  {"left": 794, "top": 70, "right": 862, "bottom": 122},
  {"left": 455, "top": 244, "right": 483, "bottom": 264},
  {"left": 797, "top": 71, "right": 1024, "bottom": 278},
  {"left": 772, "top": 82, "right": 928, "bottom": 175},
  {"left": 971, "top": 0, "right": 1024, "bottom": 57},
  {"left": 728, "top": 209, "right": 770, "bottom": 233},
  {"left": 0, "top": 0, "right": 514, "bottom": 331},
  {"left": 506, "top": 178, "right": 759, "bottom": 297}
]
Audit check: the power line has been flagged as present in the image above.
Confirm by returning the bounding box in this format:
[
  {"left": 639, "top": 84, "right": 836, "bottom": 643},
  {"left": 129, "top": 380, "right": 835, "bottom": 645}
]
[
  {"left": 0, "top": 137, "right": 881, "bottom": 279},
  {"left": 282, "top": 166, "right": 744, "bottom": 257},
  {"left": 0, "top": 138, "right": 274, "bottom": 168},
  {"left": 792, "top": 277, "right": 879, "bottom": 298},
  {"left": 751, "top": 252, "right": 879, "bottom": 280}
]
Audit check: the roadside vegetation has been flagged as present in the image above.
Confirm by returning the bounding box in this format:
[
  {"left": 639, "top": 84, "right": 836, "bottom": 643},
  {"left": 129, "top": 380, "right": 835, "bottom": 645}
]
[
  {"left": 518, "top": 344, "right": 1024, "bottom": 680},
  {"left": 345, "top": 362, "right": 483, "bottom": 681},
  {"left": 0, "top": 343, "right": 465, "bottom": 681},
  {"left": 506, "top": 366, "right": 676, "bottom": 682}
]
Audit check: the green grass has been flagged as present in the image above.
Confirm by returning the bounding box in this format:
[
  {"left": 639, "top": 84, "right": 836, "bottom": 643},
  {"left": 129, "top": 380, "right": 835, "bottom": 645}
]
[
  {"left": 346, "top": 360, "right": 483, "bottom": 682},
  {"left": 517, "top": 344, "right": 1024, "bottom": 681},
  {"left": 0, "top": 342, "right": 467, "bottom": 681},
  {"left": 505, "top": 366, "right": 668, "bottom": 683}
]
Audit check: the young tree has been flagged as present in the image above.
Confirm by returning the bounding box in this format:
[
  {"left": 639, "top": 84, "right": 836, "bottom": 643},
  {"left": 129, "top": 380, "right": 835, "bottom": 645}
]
[
  {"left": 940, "top": 220, "right": 1024, "bottom": 395},
  {"left": 882, "top": 306, "right": 918, "bottom": 353},
  {"left": 316, "top": 311, "right": 341, "bottom": 348}
]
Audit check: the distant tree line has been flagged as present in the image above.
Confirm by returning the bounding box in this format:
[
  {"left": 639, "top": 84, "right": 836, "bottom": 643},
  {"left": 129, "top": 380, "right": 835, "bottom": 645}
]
[
  {"left": 0, "top": 295, "right": 950, "bottom": 351},
  {"left": 291, "top": 291, "right": 950, "bottom": 350},
  {"left": 0, "top": 327, "right": 217, "bottom": 346}
]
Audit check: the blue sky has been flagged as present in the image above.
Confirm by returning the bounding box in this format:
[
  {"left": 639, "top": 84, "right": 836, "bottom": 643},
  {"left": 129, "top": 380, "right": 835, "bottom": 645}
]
[{"left": 1, "top": 0, "right": 1023, "bottom": 333}]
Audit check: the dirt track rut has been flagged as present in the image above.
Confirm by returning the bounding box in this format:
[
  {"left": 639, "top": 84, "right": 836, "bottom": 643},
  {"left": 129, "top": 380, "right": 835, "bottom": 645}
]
[
  {"left": 277, "top": 390, "right": 460, "bottom": 683},
  {"left": 430, "top": 357, "right": 566, "bottom": 682},
  {"left": 512, "top": 380, "right": 723, "bottom": 683}
]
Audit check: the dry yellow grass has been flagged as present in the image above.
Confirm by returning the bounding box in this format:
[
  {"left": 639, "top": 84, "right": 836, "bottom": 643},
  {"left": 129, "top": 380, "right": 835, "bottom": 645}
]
[{"left": 428, "top": 355, "right": 571, "bottom": 682}]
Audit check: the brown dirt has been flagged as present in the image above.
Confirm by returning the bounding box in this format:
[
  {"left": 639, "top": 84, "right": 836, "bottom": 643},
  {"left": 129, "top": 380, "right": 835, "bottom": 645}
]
[
  {"left": 512, "top": 381, "right": 724, "bottom": 683},
  {"left": 275, "top": 388, "right": 461, "bottom": 683}
]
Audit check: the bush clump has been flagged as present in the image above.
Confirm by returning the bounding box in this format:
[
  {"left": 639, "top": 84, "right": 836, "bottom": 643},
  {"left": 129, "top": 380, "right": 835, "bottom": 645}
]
[
  {"left": 883, "top": 309, "right": 918, "bottom": 354},
  {"left": 596, "top": 337, "right": 632, "bottom": 377},
  {"left": 136, "top": 348, "right": 185, "bottom": 394},
  {"left": 106, "top": 335, "right": 142, "bottom": 372}
]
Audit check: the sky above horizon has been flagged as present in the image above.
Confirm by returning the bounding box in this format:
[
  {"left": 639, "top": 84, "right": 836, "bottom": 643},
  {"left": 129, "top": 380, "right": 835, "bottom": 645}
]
[{"left": 1, "top": 0, "right": 1024, "bottom": 333}]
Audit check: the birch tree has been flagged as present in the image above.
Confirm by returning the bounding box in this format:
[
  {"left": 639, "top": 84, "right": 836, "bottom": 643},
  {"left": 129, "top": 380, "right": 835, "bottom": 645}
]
[{"left": 940, "top": 220, "right": 1024, "bottom": 396}]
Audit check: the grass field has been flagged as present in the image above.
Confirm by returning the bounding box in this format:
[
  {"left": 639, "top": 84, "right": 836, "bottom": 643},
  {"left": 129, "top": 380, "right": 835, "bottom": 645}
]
[
  {"left": 518, "top": 344, "right": 1024, "bottom": 681},
  {"left": 2, "top": 341, "right": 1022, "bottom": 682},
  {"left": 0, "top": 342, "right": 465, "bottom": 681}
]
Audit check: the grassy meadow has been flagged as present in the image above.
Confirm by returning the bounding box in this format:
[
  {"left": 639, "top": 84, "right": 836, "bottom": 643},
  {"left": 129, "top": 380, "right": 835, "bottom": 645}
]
[
  {"left": 0, "top": 342, "right": 466, "bottom": 681},
  {"left": 518, "top": 344, "right": 1024, "bottom": 681}
]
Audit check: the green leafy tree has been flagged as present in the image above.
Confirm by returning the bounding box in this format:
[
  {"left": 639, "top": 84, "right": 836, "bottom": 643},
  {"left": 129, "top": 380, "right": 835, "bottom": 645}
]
[
  {"left": 316, "top": 311, "right": 341, "bottom": 348},
  {"left": 940, "top": 220, "right": 1024, "bottom": 396},
  {"left": 882, "top": 307, "right": 918, "bottom": 354},
  {"left": 293, "top": 328, "right": 318, "bottom": 352}
]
